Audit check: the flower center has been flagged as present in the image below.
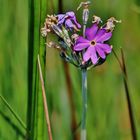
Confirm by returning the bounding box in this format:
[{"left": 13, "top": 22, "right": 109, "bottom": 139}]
[{"left": 90, "top": 40, "right": 96, "bottom": 46}]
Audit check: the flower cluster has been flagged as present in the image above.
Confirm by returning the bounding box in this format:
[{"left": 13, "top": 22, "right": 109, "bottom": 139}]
[{"left": 41, "top": 9, "right": 120, "bottom": 70}]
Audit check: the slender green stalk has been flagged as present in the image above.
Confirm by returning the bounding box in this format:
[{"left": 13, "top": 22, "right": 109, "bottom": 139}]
[
  {"left": 121, "top": 49, "right": 137, "bottom": 140},
  {"left": 81, "top": 69, "right": 87, "bottom": 140},
  {"left": 0, "top": 95, "right": 27, "bottom": 131},
  {"left": 113, "top": 49, "right": 137, "bottom": 140}
]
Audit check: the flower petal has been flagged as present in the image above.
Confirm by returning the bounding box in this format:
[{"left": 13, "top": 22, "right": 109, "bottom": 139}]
[
  {"left": 72, "top": 17, "right": 81, "bottom": 28},
  {"left": 97, "top": 43, "right": 112, "bottom": 54},
  {"left": 57, "top": 12, "right": 81, "bottom": 29},
  {"left": 95, "top": 45, "right": 106, "bottom": 59},
  {"left": 74, "top": 43, "right": 89, "bottom": 51},
  {"left": 65, "top": 19, "right": 74, "bottom": 28},
  {"left": 85, "top": 23, "right": 98, "bottom": 41},
  {"left": 83, "top": 47, "right": 91, "bottom": 62},
  {"left": 94, "top": 29, "right": 106, "bottom": 41},
  {"left": 57, "top": 14, "right": 66, "bottom": 25},
  {"left": 66, "top": 11, "right": 75, "bottom": 18},
  {"left": 96, "top": 32, "right": 112, "bottom": 42},
  {"left": 90, "top": 47, "right": 98, "bottom": 64},
  {"left": 66, "top": 12, "right": 81, "bottom": 28},
  {"left": 76, "top": 37, "right": 90, "bottom": 44}
]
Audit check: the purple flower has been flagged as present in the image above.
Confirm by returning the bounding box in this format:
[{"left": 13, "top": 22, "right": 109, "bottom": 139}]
[
  {"left": 74, "top": 23, "right": 112, "bottom": 64},
  {"left": 57, "top": 11, "right": 81, "bottom": 30}
]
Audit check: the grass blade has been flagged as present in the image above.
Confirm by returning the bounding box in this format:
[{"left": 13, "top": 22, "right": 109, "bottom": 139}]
[
  {"left": 0, "top": 110, "right": 25, "bottom": 139},
  {"left": 37, "top": 55, "right": 53, "bottom": 140},
  {"left": 120, "top": 48, "right": 137, "bottom": 140},
  {"left": 27, "top": 0, "right": 47, "bottom": 139},
  {"left": 0, "top": 95, "right": 27, "bottom": 131}
]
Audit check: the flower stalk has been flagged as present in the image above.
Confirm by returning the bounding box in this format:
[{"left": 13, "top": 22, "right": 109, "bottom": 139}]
[{"left": 81, "top": 69, "right": 87, "bottom": 140}]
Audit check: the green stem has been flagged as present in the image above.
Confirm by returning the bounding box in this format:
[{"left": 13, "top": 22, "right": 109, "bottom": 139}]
[
  {"left": 121, "top": 49, "right": 137, "bottom": 140},
  {"left": 81, "top": 69, "right": 87, "bottom": 140},
  {"left": 113, "top": 49, "right": 137, "bottom": 140},
  {"left": 0, "top": 95, "right": 27, "bottom": 131},
  {"left": 83, "top": 24, "right": 86, "bottom": 38},
  {"left": 81, "top": 5, "right": 89, "bottom": 140}
]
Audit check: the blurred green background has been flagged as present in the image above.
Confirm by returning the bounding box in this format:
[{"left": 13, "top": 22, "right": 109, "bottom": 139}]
[{"left": 0, "top": 0, "right": 140, "bottom": 140}]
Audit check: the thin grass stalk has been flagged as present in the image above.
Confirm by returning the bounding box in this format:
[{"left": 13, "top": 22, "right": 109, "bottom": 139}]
[
  {"left": 0, "top": 95, "right": 27, "bottom": 131},
  {"left": 37, "top": 55, "right": 53, "bottom": 140},
  {"left": 120, "top": 49, "right": 137, "bottom": 140},
  {"left": 112, "top": 49, "right": 123, "bottom": 70},
  {"left": 58, "top": 0, "right": 79, "bottom": 139},
  {"left": 113, "top": 49, "right": 137, "bottom": 140}
]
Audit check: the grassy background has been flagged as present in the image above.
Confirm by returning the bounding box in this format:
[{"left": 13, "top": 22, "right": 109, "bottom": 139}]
[{"left": 0, "top": 0, "right": 140, "bottom": 140}]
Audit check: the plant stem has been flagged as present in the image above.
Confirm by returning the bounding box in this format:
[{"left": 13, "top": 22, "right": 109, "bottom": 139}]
[
  {"left": 113, "top": 49, "right": 137, "bottom": 140},
  {"left": 81, "top": 69, "right": 87, "bottom": 140},
  {"left": 0, "top": 95, "right": 27, "bottom": 131},
  {"left": 120, "top": 49, "right": 137, "bottom": 140},
  {"left": 81, "top": 4, "right": 89, "bottom": 139}
]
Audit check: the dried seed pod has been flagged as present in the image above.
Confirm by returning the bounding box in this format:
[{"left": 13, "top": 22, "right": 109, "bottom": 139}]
[{"left": 104, "top": 17, "right": 121, "bottom": 32}]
